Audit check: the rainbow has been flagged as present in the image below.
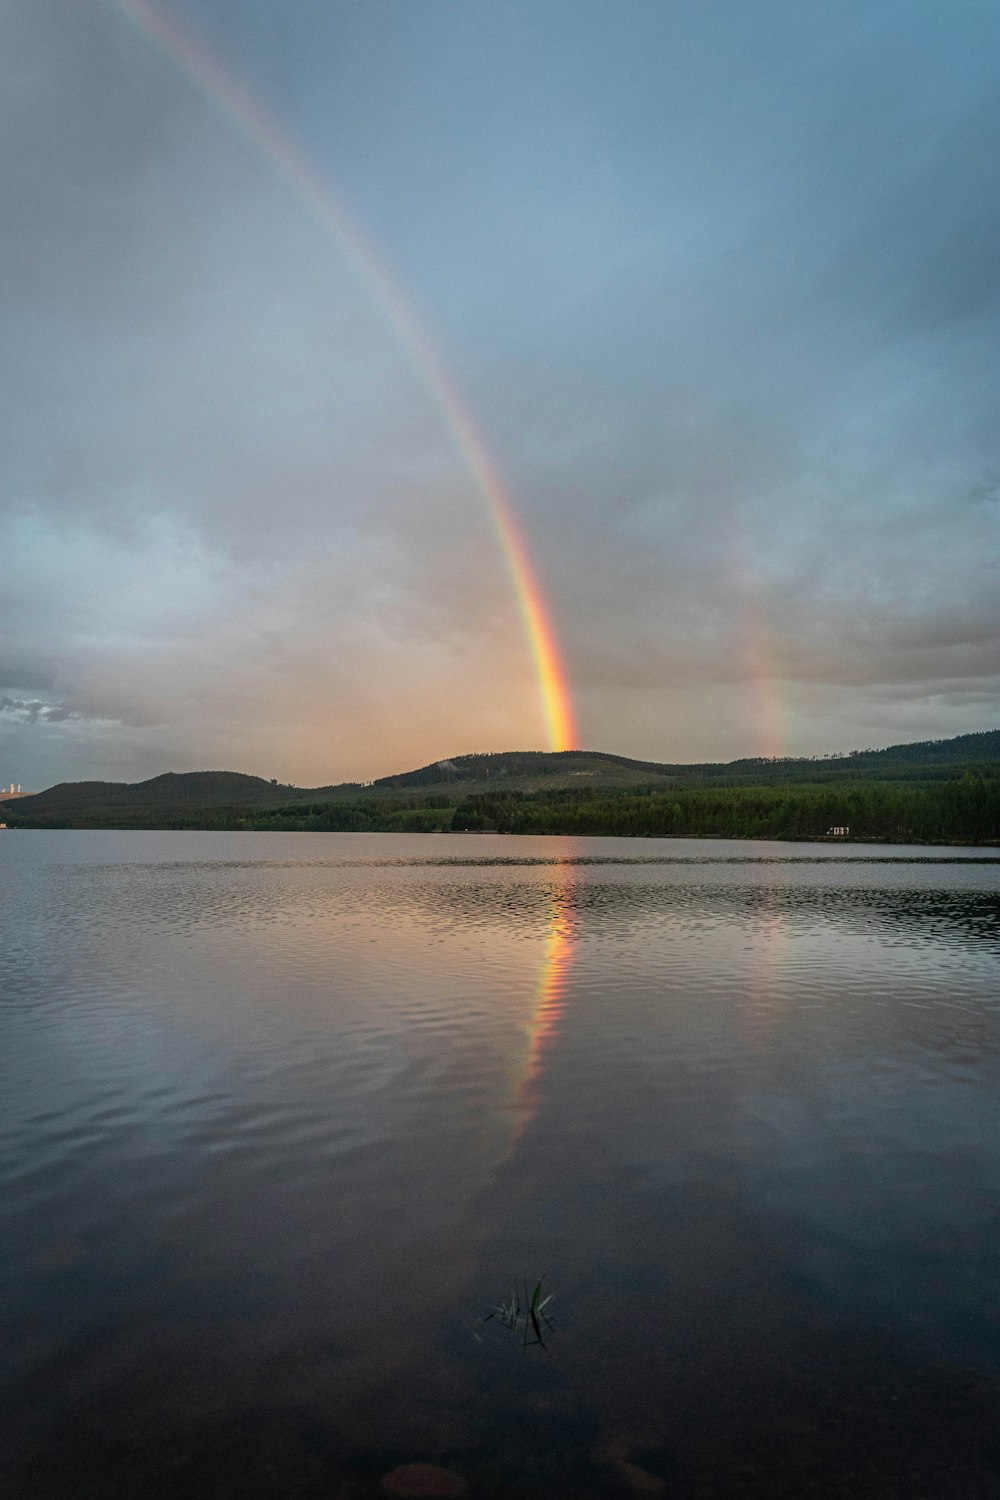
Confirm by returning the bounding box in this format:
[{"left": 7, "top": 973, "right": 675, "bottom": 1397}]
[
  {"left": 103, "top": 0, "right": 577, "bottom": 753},
  {"left": 742, "top": 608, "right": 789, "bottom": 761},
  {"left": 727, "top": 533, "right": 790, "bottom": 760}
]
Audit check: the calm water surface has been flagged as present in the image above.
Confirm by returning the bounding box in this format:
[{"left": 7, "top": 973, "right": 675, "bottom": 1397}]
[{"left": 2, "top": 831, "right": 1000, "bottom": 1498}]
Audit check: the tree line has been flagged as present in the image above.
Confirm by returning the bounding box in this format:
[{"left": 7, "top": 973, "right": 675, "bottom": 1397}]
[
  {"left": 9, "top": 774, "right": 999, "bottom": 842},
  {"left": 448, "top": 775, "right": 1000, "bottom": 843}
]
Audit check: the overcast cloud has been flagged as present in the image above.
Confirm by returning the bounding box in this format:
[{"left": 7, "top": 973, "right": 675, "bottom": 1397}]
[{"left": 2, "top": 0, "right": 998, "bottom": 787}]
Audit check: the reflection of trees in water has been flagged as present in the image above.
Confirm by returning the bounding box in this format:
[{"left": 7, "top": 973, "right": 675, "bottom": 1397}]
[
  {"left": 51, "top": 854, "right": 999, "bottom": 959},
  {"left": 389, "top": 874, "right": 1000, "bottom": 955}
]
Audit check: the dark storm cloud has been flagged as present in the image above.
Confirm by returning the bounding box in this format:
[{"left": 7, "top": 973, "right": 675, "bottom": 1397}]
[
  {"left": 0, "top": 660, "right": 56, "bottom": 692},
  {"left": 966, "top": 472, "right": 1000, "bottom": 505}
]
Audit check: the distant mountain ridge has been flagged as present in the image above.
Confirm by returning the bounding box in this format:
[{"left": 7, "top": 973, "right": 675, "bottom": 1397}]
[{"left": 2, "top": 730, "right": 998, "bottom": 830}]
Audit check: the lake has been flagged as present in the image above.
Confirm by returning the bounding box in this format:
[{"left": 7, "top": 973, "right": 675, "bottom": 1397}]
[{"left": 2, "top": 831, "right": 1000, "bottom": 1498}]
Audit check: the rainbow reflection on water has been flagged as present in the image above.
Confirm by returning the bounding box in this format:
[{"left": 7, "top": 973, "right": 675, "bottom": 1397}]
[{"left": 503, "top": 875, "right": 578, "bottom": 1160}]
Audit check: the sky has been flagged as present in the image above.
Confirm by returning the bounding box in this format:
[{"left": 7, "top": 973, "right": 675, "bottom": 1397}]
[{"left": 2, "top": 0, "right": 999, "bottom": 789}]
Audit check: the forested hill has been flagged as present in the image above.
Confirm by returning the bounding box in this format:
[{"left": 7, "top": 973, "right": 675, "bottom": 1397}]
[
  {"left": 2, "top": 730, "right": 998, "bottom": 840},
  {"left": 807, "top": 730, "right": 1000, "bottom": 769},
  {"left": 373, "top": 732, "right": 1000, "bottom": 790},
  {"left": 372, "top": 750, "right": 679, "bottom": 787},
  {"left": 1, "top": 771, "right": 307, "bottom": 818}
]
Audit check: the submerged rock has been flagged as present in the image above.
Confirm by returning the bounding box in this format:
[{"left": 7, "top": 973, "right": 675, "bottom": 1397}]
[
  {"left": 616, "top": 1459, "right": 666, "bottom": 1496},
  {"left": 381, "top": 1461, "right": 468, "bottom": 1498},
  {"left": 593, "top": 1445, "right": 667, "bottom": 1497}
]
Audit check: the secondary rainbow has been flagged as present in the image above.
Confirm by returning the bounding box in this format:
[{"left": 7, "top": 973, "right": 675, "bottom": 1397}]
[{"left": 103, "top": 0, "right": 576, "bottom": 753}]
